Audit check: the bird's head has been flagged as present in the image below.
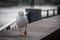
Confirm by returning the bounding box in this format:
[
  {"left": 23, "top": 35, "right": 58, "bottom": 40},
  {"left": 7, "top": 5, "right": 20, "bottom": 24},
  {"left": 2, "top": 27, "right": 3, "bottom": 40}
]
[{"left": 19, "top": 11, "right": 24, "bottom": 17}]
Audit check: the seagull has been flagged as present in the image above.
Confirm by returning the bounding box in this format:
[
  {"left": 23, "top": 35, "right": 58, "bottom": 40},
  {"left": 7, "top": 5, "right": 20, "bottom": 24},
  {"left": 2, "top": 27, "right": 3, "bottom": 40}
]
[{"left": 16, "top": 11, "right": 28, "bottom": 36}]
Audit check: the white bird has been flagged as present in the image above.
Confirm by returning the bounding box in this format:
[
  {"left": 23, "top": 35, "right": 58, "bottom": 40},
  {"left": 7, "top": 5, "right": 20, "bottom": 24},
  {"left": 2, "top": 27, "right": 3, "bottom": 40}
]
[{"left": 16, "top": 11, "right": 28, "bottom": 36}]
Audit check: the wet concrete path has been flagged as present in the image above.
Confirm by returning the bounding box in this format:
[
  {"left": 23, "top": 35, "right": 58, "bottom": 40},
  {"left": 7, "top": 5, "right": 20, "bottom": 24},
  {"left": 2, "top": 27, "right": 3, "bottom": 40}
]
[{"left": 0, "top": 15, "right": 60, "bottom": 40}]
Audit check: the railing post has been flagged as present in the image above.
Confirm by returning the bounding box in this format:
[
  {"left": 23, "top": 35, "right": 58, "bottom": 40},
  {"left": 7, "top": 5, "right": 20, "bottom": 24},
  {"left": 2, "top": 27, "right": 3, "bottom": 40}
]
[
  {"left": 47, "top": 10, "right": 49, "bottom": 17},
  {"left": 40, "top": 10, "right": 42, "bottom": 19},
  {"left": 57, "top": 7, "right": 60, "bottom": 15},
  {"left": 6, "top": 26, "right": 10, "bottom": 30},
  {"left": 53, "top": 9, "right": 55, "bottom": 16}
]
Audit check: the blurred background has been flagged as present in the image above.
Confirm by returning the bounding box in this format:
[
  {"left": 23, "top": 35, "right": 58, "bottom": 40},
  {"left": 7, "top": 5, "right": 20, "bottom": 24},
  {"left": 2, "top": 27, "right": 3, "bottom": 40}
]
[{"left": 0, "top": 0, "right": 60, "bottom": 7}]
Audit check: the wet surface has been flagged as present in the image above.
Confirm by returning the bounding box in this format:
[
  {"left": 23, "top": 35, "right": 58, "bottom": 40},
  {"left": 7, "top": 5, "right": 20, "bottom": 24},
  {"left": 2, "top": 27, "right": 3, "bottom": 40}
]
[{"left": 0, "top": 15, "right": 60, "bottom": 40}]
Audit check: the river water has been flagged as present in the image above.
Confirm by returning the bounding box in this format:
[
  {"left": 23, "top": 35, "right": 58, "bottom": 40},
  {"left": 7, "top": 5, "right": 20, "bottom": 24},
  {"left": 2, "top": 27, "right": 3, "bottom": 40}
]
[{"left": 0, "top": 5, "right": 57, "bottom": 27}]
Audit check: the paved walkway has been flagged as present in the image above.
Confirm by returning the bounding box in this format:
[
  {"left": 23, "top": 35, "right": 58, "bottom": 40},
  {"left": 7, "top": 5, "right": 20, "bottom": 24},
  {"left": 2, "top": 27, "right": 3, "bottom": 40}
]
[{"left": 0, "top": 15, "right": 60, "bottom": 40}]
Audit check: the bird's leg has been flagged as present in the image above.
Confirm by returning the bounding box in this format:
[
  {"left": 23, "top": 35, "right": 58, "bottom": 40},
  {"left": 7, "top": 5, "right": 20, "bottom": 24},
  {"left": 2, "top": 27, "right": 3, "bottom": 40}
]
[
  {"left": 20, "top": 27, "right": 22, "bottom": 36},
  {"left": 23, "top": 26, "right": 27, "bottom": 36}
]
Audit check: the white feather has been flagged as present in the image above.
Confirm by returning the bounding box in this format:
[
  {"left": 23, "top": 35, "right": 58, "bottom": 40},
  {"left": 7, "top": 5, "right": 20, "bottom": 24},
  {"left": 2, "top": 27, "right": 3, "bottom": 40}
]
[{"left": 16, "top": 11, "right": 28, "bottom": 28}]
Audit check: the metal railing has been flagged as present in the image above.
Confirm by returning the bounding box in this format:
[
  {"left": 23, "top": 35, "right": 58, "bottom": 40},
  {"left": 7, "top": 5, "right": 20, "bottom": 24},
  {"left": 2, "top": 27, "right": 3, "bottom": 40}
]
[
  {"left": 41, "top": 9, "right": 57, "bottom": 17},
  {"left": 26, "top": 9, "right": 57, "bottom": 18},
  {"left": 0, "top": 19, "right": 16, "bottom": 31}
]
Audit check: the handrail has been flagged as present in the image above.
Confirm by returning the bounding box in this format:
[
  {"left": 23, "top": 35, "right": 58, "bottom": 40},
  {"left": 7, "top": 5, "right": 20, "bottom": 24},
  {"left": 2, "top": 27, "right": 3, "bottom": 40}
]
[
  {"left": 0, "top": 19, "right": 16, "bottom": 31},
  {"left": 41, "top": 9, "right": 57, "bottom": 11},
  {"left": 26, "top": 9, "right": 57, "bottom": 12}
]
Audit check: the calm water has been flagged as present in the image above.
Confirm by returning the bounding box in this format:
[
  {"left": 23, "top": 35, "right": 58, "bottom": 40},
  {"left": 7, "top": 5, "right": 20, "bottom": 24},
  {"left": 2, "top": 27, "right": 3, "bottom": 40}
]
[{"left": 0, "top": 5, "right": 57, "bottom": 27}]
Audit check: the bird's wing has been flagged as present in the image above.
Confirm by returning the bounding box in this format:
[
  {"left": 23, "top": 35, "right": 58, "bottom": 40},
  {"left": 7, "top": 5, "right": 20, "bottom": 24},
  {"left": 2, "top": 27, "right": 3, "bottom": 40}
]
[{"left": 24, "top": 15, "right": 28, "bottom": 23}]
